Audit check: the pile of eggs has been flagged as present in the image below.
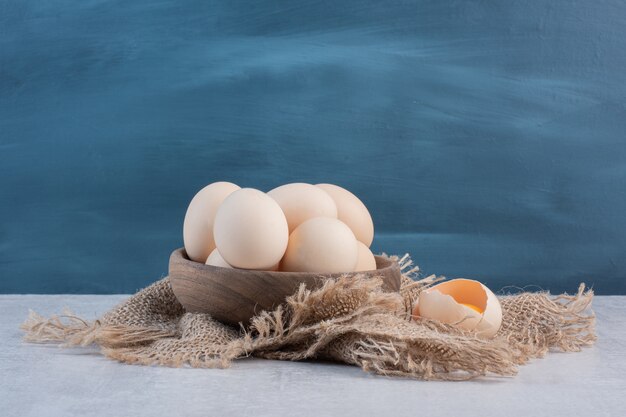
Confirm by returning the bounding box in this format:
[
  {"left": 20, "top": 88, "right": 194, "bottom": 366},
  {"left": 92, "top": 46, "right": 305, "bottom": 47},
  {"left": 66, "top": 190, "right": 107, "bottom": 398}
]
[
  {"left": 183, "top": 181, "right": 503, "bottom": 337},
  {"left": 183, "top": 182, "right": 376, "bottom": 273}
]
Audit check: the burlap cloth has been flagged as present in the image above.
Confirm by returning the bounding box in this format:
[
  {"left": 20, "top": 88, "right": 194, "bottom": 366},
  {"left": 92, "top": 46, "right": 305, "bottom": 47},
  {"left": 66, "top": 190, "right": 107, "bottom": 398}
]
[{"left": 22, "top": 256, "right": 595, "bottom": 380}]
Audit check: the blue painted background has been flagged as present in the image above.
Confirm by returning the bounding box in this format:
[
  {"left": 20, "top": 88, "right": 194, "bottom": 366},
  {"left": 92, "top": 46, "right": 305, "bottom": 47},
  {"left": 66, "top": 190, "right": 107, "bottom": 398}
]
[{"left": 1, "top": 0, "right": 625, "bottom": 294}]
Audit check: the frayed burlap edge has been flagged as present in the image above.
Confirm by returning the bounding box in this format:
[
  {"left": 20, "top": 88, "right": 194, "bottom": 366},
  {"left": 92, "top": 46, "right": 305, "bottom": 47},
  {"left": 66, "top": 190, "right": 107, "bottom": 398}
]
[{"left": 20, "top": 255, "right": 596, "bottom": 380}]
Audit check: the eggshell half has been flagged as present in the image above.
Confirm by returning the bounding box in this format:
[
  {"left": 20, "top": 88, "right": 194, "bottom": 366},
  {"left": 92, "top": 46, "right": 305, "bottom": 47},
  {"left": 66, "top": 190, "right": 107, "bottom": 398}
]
[
  {"left": 281, "top": 217, "right": 359, "bottom": 273},
  {"left": 268, "top": 183, "right": 337, "bottom": 233},
  {"left": 354, "top": 241, "right": 377, "bottom": 272},
  {"left": 413, "top": 279, "right": 503, "bottom": 338},
  {"left": 205, "top": 248, "right": 232, "bottom": 268},
  {"left": 183, "top": 181, "right": 240, "bottom": 263},
  {"left": 475, "top": 284, "right": 503, "bottom": 338},
  {"left": 316, "top": 184, "right": 374, "bottom": 247},
  {"left": 213, "top": 188, "right": 289, "bottom": 270}
]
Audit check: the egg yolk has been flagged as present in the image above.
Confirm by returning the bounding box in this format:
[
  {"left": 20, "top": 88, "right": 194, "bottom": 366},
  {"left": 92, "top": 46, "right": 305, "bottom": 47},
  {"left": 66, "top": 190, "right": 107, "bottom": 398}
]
[{"left": 460, "top": 303, "right": 483, "bottom": 313}]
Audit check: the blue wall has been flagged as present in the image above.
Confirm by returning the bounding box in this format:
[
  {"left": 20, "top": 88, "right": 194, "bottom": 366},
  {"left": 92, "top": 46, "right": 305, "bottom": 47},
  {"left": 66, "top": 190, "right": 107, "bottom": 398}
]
[{"left": 1, "top": 0, "right": 625, "bottom": 294}]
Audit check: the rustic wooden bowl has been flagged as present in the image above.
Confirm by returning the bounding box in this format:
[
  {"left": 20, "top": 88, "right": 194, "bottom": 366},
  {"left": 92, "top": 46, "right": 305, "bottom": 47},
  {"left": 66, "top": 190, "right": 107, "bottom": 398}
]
[{"left": 169, "top": 247, "right": 402, "bottom": 326}]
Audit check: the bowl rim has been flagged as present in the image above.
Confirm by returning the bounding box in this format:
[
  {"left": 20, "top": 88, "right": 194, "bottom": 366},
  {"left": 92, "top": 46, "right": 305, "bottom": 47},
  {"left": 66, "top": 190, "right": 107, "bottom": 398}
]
[{"left": 170, "top": 247, "right": 398, "bottom": 277}]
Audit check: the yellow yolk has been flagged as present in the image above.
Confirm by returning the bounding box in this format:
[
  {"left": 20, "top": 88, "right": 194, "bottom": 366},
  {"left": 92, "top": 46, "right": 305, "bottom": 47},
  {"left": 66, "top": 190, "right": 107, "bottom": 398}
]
[{"left": 461, "top": 303, "right": 483, "bottom": 314}]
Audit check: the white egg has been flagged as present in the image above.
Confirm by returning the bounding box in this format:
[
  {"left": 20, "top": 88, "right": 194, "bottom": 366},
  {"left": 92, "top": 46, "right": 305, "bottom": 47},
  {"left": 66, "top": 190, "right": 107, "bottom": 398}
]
[
  {"left": 316, "top": 184, "right": 374, "bottom": 247},
  {"left": 281, "top": 217, "right": 358, "bottom": 273},
  {"left": 412, "top": 279, "right": 503, "bottom": 338},
  {"left": 354, "top": 241, "right": 377, "bottom": 272},
  {"left": 265, "top": 263, "right": 280, "bottom": 271},
  {"left": 183, "top": 181, "right": 240, "bottom": 263},
  {"left": 267, "top": 183, "right": 337, "bottom": 233},
  {"left": 205, "top": 248, "right": 232, "bottom": 268},
  {"left": 213, "top": 188, "right": 289, "bottom": 270}
]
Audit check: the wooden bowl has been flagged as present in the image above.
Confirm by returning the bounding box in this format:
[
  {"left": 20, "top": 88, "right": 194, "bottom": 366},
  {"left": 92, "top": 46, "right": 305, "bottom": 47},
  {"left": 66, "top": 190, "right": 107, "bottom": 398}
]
[{"left": 169, "top": 248, "right": 402, "bottom": 326}]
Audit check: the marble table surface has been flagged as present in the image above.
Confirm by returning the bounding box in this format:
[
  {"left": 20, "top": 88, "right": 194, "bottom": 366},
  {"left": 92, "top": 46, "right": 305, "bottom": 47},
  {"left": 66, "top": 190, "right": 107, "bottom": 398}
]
[{"left": 1, "top": 295, "right": 624, "bottom": 417}]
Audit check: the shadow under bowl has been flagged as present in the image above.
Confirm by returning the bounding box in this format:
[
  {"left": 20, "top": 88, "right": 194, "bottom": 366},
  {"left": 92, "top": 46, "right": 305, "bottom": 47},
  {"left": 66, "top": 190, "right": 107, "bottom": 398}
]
[{"left": 168, "top": 248, "right": 402, "bottom": 326}]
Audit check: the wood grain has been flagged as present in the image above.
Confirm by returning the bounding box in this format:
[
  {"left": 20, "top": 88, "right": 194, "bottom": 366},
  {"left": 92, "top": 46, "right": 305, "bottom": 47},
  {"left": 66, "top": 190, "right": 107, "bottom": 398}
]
[{"left": 169, "top": 248, "right": 401, "bottom": 326}]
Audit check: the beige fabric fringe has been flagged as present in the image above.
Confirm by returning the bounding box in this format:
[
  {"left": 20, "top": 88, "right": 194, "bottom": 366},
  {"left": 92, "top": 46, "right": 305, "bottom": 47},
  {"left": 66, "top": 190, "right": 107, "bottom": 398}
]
[{"left": 21, "top": 256, "right": 596, "bottom": 380}]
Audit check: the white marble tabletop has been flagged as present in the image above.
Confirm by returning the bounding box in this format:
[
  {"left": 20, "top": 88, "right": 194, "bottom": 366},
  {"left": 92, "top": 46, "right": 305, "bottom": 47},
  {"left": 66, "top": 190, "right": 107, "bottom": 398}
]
[{"left": 1, "top": 295, "right": 624, "bottom": 417}]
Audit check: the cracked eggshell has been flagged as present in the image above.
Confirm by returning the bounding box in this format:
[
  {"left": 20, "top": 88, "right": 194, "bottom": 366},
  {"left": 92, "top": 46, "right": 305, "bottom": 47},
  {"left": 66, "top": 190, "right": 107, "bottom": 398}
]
[
  {"left": 315, "top": 184, "right": 374, "bottom": 247},
  {"left": 268, "top": 183, "right": 338, "bottom": 233},
  {"left": 183, "top": 181, "right": 240, "bottom": 263},
  {"left": 354, "top": 241, "right": 377, "bottom": 272},
  {"left": 412, "top": 279, "right": 502, "bottom": 338},
  {"left": 213, "top": 188, "right": 289, "bottom": 270}
]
